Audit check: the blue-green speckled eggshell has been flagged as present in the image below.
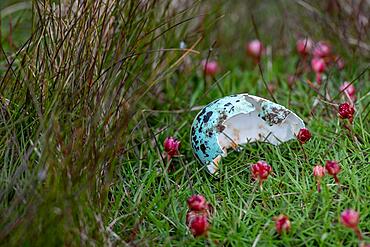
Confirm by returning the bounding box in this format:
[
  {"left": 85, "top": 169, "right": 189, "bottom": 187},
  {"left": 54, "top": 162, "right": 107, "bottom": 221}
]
[
  {"left": 191, "top": 93, "right": 304, "bottom": 174},
  {"left": 191, "top": 94, "right": 256, "bottom": 173}
]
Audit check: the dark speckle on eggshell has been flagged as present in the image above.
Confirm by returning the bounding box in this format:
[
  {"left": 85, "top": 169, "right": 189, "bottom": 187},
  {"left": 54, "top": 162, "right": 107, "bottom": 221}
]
[
  {"left": 203, "top": 111, "right": 213, "bottom": 123},
  {"left": 200, "top": 144, "right": 206, "bottom": 154}
]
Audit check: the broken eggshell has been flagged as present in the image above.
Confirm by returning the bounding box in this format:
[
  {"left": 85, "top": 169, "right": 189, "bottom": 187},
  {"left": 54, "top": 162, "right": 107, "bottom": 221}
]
[{"left": 191, "top": 94, "right": 305, "bottom": 175}]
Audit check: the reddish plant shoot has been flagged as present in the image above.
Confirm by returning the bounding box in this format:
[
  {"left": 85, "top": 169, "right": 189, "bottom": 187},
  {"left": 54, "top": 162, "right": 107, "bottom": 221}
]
[
  {"left": 274, "top": 214, "right": 291, "bottom": 234},
  {"left": 246, "top": 39, "right": 264, "bottom": 63},
  {"left": 340, "top": 209, "right": 362, "bottom": 240},
  {"left": 251, "top": 161, "right": 272, "bottom": 189},
  {"left": 338, "top": 103, "right": 355, "bottom": 123},
  {"left": 163, "top": 136, "right": 180, "bottom": 161},
  {"left": 201, "top": 59, "right": 219, "bottom": 76},
  {"left": 313, "top": 165, "right": 326, "bottom": 192},
  {"left": 296, "top": 38, "right": 313, "bottom": 56},
  {"left": 187, "top": 195, "right": 207, "bottom": 211},
  {"left": 188, "top": 215, "right": 209, "bottom": 237},
  {"left": 325, "top": 160, "right": 341, "bottom": 184},
  {"left": 297, "top": 128, "right": 312, "bottom": 144}
]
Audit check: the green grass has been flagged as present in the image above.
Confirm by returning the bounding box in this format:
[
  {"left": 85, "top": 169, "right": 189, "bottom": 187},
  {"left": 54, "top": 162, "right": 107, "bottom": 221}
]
[
  {"left": 119, "top": 66, "right": 369, "bottom": 246},
  {"left": 1, "top": 0, "right": 369, "bottom": 246}
]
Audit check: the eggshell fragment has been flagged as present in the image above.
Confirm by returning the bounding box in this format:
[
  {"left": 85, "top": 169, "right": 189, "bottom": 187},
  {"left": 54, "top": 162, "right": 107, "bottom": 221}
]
[{"left": 191, "top": 94, "right": 305, "bottom": 174}]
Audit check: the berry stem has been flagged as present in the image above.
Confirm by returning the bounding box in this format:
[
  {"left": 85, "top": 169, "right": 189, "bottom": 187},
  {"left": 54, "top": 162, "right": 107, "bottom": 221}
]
[
  {"left": 299, "top": 142, "right": 309, "bottom": 166},
  {"left": 259, "top": 180, "right": 263, "bottom": 191},
  {"left": 343, "top": 122, "right": 353, "bottom": 135},
  {"left": 354, "top": 227, "right": 363, "bottom": 240},
  {"left": 333, "top": 175, "right": 339, "bottom": 184},
  {"left": 333, "top": 175, "right": 342, "bottom": 192},
  {"left": 317, "top": 180, "right": 321, "bottom": 193},
  {"left": 167, "top": 156, "right": 175, "bottom": 171}
]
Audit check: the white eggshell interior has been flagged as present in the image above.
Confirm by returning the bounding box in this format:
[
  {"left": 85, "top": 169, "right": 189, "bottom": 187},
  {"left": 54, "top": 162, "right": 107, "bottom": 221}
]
[{"left": 218, "top": 110, "right": 304, "bottom": 155}]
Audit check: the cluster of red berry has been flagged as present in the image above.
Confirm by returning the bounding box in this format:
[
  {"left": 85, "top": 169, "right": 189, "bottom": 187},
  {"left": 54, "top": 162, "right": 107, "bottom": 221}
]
[
  {"left": 200, "top": 39, "right": 357, "bottom": 126},
  {"left": 313, "top": 160, "right": 341, "bottom": 192},
  {"left": 185, "top": 195, "right": 212, "bottom": 237},
  {"left": 296, "top": 38, "right": 344, "bottom": 84}
]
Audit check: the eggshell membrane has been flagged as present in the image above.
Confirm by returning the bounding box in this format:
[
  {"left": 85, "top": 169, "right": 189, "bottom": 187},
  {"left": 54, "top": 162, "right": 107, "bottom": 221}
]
[{"left": 191, "top": 94, "right": 305, "bottom": 174}]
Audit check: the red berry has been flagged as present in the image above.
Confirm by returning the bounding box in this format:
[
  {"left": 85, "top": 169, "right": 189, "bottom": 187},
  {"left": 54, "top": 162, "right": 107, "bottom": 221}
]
[
  {"left": 251, "top": 161, "right": 272, "bottom": 188},
  {"left": 187, "top": 195, "right": 207, "bottom": 211},
  {"left": 313, "top": 41, "right": 331, "bottom": 58},
  {"left": 246, "top": 39, "right": 264, "bottom": 62},
  {"left": 188, "top": 215, "right": 209, "bottom": 237},
  {"left": 325, "top": 160, "right": 341, "bottom": 176},
  {"left": 311, "top": 57, "right": 326, "bottom": 73},
  {"left": 274, "top": 214, "right": 291, "bottom": 234},
  {"left": 313, "top": 165, "right": 325, "bottom": 192},
  {"left": 340, "top": 209, "right": 360, "bottom": 229},
  {"left": 296, "top": 38, "right": 313, "bottom": 56},
  {"left": 313, "top": 165, "right": 325, "bottom": 178},
  {"left": 201, "top": 59, "right": 219, "bottom": 76},
  {"left": 163, "top": 136, "right": 180, "bottom": 159},
  {"left": 296, "top": 128, "right": 312, "bottom": 144},
  {"left": 325, "top": 160, "right": 341, "bottom": 184},
  {"left": 338, "top": 103, "right": 355, "bottom": 123}
]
